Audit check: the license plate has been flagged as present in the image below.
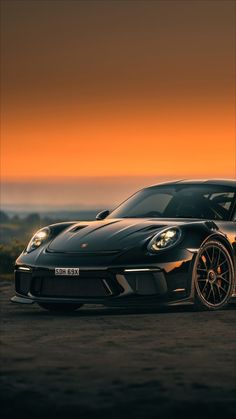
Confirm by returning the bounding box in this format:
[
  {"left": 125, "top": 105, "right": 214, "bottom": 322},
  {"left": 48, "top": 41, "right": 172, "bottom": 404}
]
[{"left": 55, "top": 268, "right": 80, "bottom": 276}]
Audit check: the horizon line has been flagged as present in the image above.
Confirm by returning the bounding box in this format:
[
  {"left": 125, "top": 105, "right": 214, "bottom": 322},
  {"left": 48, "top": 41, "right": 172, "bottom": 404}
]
[{"left": 1, "top": 174, "right": 235, "bottom": 183}]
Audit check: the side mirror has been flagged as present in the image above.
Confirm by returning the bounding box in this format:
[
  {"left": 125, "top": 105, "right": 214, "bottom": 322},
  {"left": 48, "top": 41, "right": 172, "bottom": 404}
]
[{"left": 96, "top": 209, "right": 110, "bottom": 220}]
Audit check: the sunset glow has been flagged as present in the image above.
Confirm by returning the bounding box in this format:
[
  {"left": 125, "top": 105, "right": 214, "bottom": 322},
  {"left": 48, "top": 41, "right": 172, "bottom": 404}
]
[
  {"left": 1, "top": 0, "right": 235, "bottom": 208},
  {"left": 2, "top": 100, "right": 235, "bottom": 180}
]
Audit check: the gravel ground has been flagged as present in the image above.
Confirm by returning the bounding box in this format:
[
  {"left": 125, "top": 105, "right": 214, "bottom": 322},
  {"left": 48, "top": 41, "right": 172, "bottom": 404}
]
[{"left": 1, "top": 278, "right": 236, "bottom": 419}]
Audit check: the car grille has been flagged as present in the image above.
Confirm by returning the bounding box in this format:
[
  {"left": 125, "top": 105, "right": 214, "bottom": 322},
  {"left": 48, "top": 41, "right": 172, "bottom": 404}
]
[
  {"left": 15, "top": 272, "right": 32, "bottom": 295},
  {"left": 124, "top": 271, "right": 167, "bottom": 295},
  {"left": 31, "top": 274, "right": 121, "bottom": 298},
  {"left": 15, "top": 269, "right": 123, "bottom": 299}
]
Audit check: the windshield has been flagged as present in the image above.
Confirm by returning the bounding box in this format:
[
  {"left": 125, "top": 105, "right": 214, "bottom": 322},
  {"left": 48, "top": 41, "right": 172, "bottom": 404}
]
[{"left": 108, "top": 184, "right": 236, "bottom": 221}]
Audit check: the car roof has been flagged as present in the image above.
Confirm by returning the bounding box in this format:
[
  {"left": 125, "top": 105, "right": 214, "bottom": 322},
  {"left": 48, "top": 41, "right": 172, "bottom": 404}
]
[{"left": 147, "top": 179, "right": 236, "bottom": 188}]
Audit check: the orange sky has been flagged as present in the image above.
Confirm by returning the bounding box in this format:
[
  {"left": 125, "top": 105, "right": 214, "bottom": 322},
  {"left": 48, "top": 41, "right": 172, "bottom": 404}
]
[
  {"left": 2, "top": 99, "right": 235, "bottom": 180},
  {"left": 1, "top": 0, "right": 236, "bottom": 189}
]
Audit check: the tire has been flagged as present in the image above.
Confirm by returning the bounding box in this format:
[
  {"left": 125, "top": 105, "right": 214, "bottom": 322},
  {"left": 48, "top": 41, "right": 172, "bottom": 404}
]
[
  {"left": 193, "top": 240, "right": 234, "bottom": 311},
  {"left": 38, "top": 303, "right": 83, "bottom": 312}
]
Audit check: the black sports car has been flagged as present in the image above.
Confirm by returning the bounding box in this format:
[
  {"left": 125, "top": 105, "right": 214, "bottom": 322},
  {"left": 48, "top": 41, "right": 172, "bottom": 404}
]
[{"left": 12, "top": 179, "right": 236, "bottom": 312}]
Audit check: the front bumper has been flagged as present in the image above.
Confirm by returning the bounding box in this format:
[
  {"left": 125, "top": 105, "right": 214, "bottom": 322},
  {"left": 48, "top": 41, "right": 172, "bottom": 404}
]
[{"left": 11, "top": 257, "right": 195, "bottom": 307}]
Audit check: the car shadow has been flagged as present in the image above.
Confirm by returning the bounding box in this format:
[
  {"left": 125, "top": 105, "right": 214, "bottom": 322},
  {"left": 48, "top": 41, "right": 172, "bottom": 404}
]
[{"left": 10, "top": 301, "right": 236, "bottom": 318}]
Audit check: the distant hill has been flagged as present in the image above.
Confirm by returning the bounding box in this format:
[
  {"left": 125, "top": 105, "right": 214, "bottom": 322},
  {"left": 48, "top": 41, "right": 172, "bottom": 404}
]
[{"left": 1, "top": 209, "right": 100, "bottom": 221}]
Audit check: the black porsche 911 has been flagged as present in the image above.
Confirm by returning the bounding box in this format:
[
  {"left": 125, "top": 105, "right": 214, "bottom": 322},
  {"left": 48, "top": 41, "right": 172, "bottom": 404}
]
[{"left": 12, "top": 179, "right": 236, "bottom": 312}]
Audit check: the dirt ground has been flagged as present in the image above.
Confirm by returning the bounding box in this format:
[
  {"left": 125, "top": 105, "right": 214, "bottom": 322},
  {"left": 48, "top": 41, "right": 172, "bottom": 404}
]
[{"left": 1, "top": 278, "right": 236, "bottom": 419}]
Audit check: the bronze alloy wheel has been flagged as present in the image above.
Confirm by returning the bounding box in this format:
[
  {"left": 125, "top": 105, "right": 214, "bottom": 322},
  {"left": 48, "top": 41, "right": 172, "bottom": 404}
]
[{"left": 194, "top": 240, "right": 234, "bottom": 310}]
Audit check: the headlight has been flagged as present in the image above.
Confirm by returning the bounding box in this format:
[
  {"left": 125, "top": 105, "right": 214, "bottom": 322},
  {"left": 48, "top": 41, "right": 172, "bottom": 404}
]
[
  {"left": 148, "top": 227, "right": 181, "bottom": 252},
  {"left": 26, "top": 227, "right": 50, "bottom": 253}
]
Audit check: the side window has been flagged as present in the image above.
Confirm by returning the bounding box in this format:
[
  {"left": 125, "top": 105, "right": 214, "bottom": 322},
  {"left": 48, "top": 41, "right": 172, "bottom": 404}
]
[{"left": 208, "top": 192, "right": 234, "bottom": 211}]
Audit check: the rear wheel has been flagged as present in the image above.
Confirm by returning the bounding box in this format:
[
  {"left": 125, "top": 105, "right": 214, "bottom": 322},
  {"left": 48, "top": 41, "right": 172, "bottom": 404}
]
[
  {"left": 193, "top": 240, "right": 234, "bottom": 310},
  {"left": 38, "top": 303, "right": 83, "bottom": 312}
]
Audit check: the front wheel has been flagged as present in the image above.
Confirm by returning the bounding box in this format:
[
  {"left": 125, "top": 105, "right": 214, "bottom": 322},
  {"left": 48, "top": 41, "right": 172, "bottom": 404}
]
[
  {"left": 193, "top": 240, "right": 234, "bottom": 310},
  {"left": 38, "top": 303, "right": 83, "bottom": 312}
]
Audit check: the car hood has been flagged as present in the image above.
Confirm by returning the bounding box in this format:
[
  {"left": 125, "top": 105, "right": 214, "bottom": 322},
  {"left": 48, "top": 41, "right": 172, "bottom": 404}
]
[{"left": 47, "top": 218, "right": 195, "bottom": 253}]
